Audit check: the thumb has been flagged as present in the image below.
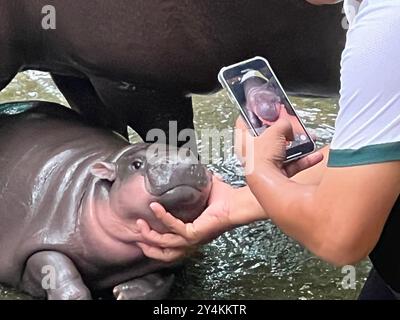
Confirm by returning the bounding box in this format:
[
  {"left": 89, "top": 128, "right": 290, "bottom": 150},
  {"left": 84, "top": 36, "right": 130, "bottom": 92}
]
[{"left": 265, "top": 118, "right": 294, "bottom": 142}]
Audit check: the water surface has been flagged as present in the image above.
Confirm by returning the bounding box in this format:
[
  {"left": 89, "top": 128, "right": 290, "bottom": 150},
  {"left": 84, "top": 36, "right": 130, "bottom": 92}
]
[{"left": 0, "top": 71, "right": 371, "bottom": 300}]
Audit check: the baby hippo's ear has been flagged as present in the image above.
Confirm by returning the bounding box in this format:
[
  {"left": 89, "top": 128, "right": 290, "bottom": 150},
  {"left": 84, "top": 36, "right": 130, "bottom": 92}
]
[{"left": 90, "top": 162, "right": 117, "bottom": 181}]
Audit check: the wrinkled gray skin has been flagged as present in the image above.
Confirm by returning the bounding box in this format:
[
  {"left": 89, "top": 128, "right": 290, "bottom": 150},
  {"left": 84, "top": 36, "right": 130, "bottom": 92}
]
[
  {"left": 0, "top": 0, "right": 345, "bottom": 145},
  {"left": 0, "top": 101, "right": 212, "bottom": 300}
]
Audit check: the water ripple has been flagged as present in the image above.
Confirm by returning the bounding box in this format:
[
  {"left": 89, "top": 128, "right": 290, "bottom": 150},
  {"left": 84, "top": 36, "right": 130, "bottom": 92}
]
[{"left": 0, "top": 71, "right": 371, "bottom": 300}]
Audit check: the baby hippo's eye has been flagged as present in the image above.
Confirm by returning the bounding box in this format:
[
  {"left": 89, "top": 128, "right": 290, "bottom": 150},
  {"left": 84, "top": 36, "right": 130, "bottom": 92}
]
[{"left": 131, "top": 160, "right": 143, "bottom": 170}]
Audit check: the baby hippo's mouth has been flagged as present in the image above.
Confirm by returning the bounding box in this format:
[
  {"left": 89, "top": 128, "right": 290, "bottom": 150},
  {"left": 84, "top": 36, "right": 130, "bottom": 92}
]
[
  {"left": 144, "top": 159, "right": 212, "bottom": 223},
  {"left": 156, "top": 184, "right": 211, "bottom": 223}
]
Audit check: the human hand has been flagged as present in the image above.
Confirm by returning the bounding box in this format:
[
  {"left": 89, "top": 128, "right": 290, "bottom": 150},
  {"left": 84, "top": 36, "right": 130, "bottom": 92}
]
[
  {"left": 235, "top": 117, "right": 323, "bottom": 178},
  {"left": 136, "top": 175, "right": 237, "bottom": 262}
]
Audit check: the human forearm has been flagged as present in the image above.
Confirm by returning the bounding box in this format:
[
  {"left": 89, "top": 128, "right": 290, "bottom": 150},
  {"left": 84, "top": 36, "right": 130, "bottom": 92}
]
[
  {"left": 291, "top": 146, "right": 329, "bottom": 184},
  {"left": 229, "top": 186, "right": 267, "bottom": 226},
  {"left": 248, "top": 165, "right": 373, "bottom": 267},
  {"left": 228, "top": 146, "right": 329, "bottom": 227},
  {"left": 247, "top": 166, "right": 324, "bottom": 256},
  {"left": 246, "top": 161, "right": 400, "bottom": 266}
]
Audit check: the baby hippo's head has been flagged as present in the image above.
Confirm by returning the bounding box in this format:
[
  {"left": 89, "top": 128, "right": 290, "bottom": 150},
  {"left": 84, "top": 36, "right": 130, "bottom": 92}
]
[
  {"left": 90, "top": 143, "right": 212, "bottom": 233},
  {"left": 244, "top": 78, "right": 282, "bottom": 122}
]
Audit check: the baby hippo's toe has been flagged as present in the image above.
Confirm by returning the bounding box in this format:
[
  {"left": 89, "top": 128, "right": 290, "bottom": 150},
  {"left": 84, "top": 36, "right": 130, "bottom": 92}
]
[{"left": 113, "top": 273, "right": 175, "bottom": 300}]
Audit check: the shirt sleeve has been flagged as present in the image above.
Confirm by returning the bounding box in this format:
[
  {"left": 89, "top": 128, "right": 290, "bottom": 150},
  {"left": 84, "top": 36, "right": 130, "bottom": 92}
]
[{"left": 328, "top": 0, "right": 400, "bottom": 168}]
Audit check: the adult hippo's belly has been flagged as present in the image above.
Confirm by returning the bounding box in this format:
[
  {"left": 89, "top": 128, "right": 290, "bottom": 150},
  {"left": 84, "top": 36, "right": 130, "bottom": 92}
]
[
  {"left": 0, "top": 0, "right": 345, "bottom": 141},
  {"left": 0, "top": 101, "right": 212, "bottom": 300}
]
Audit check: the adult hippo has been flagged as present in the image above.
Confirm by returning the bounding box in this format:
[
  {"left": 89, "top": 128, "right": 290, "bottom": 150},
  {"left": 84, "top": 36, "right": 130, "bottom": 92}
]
[
  {"left": 0, "top": 0, "right": 345, "bottom": 141},
  {"left": 0, "top": 101, "right": 212, "bottom": 300}
]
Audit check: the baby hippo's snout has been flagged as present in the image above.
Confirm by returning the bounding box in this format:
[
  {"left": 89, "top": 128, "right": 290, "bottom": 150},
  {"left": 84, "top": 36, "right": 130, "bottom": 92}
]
[
  {"left": 144, "top": 147, "right": 212, "bottom": 223},
  {"left": 247, "top": 86, "right": 281, "bottom": 122},
  {"left": 146, "top": 160, "right": 209, "bottom": 196}
]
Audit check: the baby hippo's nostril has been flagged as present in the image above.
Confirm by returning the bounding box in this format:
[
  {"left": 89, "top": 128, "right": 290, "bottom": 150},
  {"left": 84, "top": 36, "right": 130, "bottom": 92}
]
[
  {"left": 189, "top": 164, "right": 203, "bottom": 178},
  {"left": 187, "top": 164, "right": 209, "bottom": 187}
]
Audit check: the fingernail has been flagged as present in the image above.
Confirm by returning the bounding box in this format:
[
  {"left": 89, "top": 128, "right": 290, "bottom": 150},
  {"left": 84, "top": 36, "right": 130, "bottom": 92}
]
[
  {"left": 136, "top": 219, "right": 143, "bottom": 228},
  {"left": 149, "top": 203, "right": 157, "bottom": 210}
]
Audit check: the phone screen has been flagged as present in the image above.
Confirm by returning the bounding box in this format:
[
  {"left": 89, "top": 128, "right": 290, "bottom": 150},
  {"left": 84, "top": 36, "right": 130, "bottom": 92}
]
[{"left": 222, "top": 58, "right": 315, "bottom": 160}]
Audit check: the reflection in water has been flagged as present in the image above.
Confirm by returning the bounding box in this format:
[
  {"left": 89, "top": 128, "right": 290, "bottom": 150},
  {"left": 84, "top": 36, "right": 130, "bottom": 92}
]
[{"left": 0, "top": 71, "right": 371, "bottom": 300}]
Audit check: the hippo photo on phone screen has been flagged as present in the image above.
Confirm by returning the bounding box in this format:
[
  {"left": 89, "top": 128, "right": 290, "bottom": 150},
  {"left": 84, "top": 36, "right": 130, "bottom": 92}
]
[{"left": 0, "top": 101, "right": 212, "bottom": 300}]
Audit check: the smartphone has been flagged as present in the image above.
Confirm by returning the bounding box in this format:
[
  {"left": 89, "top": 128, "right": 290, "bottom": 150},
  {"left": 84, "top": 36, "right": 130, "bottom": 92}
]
[{"left": 218, "top": 56, "right": 315, "bottom": 162}]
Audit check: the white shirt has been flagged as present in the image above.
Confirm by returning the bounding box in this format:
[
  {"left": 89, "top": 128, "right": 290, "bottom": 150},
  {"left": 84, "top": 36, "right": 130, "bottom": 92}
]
[{"left": 329, "top": 0, "right": 400, "bottom": 167}]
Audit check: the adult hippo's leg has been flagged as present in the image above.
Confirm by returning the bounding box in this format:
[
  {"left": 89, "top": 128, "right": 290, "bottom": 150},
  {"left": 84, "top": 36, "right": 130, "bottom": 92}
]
[
  {"left": 21, "top": 251, "right": 92, "bottom": 300},
  {"left": 125, "top": 90, "right": 196, "bottom": 151},
  {"left": 51, "top": 74, "right": 129, "bottom": 138},
  {"left": 113, "top": 273, "right": 175, "bottom": 300},
  {"left": 88, "top": 76, "right": 197, "bottom": 150},
  {"left": 52, "top": 74, "right": 196, "bottom": 150}
]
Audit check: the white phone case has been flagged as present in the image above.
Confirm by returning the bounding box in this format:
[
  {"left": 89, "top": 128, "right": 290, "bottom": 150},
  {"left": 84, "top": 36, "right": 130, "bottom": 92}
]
[{"left": 218, "top": 56, "right": 316, "bottom": 162}]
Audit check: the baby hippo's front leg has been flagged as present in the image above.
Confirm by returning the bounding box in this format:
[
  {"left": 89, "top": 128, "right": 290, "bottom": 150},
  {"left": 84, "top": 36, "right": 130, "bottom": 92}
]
[
  {"left": 113, "top": 272, "right": 175, "bottom": 300},
  {"left": 21, "top": 251, "right": 92, "bottom": 300}
]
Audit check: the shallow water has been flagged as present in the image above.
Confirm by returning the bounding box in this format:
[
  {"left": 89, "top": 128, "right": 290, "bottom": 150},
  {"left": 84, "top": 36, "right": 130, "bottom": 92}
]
[{"left": 0, "top": 71, "right": 371, "bottom": 300}]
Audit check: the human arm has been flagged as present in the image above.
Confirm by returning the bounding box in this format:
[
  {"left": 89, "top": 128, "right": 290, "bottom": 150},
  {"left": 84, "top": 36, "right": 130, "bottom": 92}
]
[
  {"left": 245, "top": 120, "right": 400, "bottom": 266},
  {"left": 135, "top": 144, "right": 326, "bottom": 261}
]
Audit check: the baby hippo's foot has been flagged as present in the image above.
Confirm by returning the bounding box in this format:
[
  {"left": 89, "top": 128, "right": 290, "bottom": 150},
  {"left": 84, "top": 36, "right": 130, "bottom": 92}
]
[
  {"left": 113, "top": 273, "right": 175, "bottom": 300},
  {"left": 47, "top": 278, "right": 92, "bottom": 300},
  {"left": 21, "top": 251, "right": 92, "bottom": 300}
]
